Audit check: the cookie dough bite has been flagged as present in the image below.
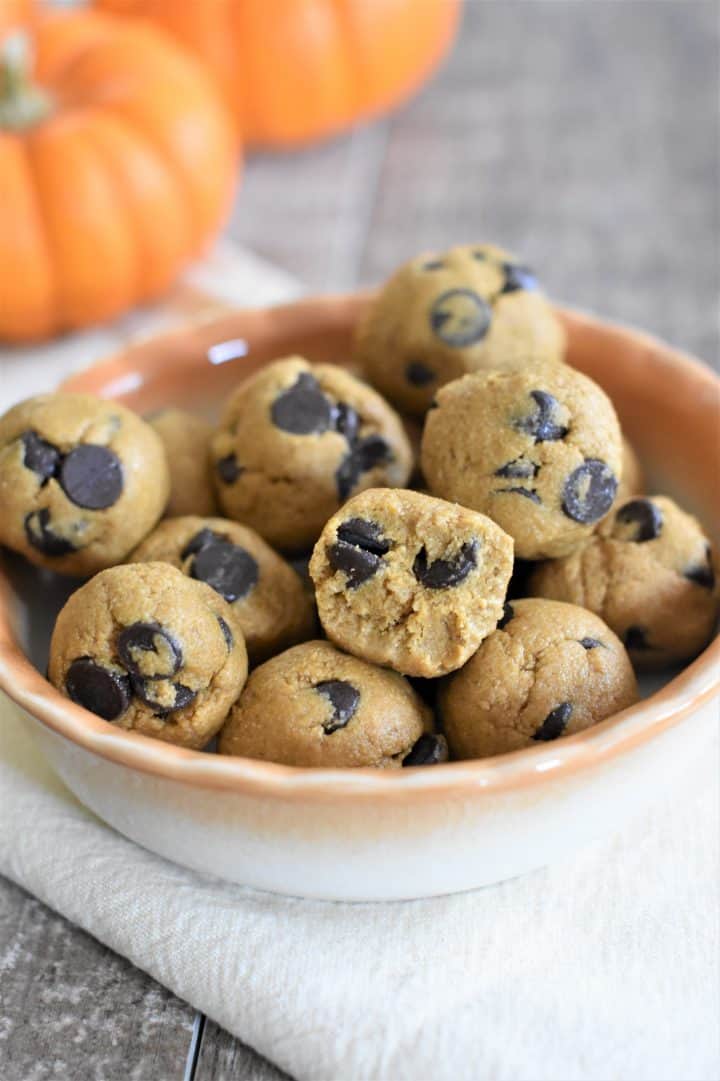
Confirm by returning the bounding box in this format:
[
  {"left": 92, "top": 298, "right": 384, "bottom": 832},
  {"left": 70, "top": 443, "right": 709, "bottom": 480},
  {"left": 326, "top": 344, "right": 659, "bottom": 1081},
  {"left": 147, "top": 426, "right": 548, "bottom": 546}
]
[
  {"left": 421, "top": 363, "right": 623, "bottom": 560},
  {"left": 309, "top": 488, "right": 514, "bottom": 677},
  {"left": 355, "top": 243, "right": 565, "bottom": 416},
  {"left": 0, "top": 394, "right": 169, "bottom": 575},
  {"left": 529, "top": 495, "right": 718, "bottom": 668},
  {"left": 131, "top": 516, "right": 316, "bottom": 665},
  {"left": 210, "top": 357, "right": 413, "bottom": 551},
  {"left": 49, "top": 563, "right": 247, "bottom": 749},
  {"left": 219, "top": 640, "right": 446, "bottom": 768},
  {"left": 617, "top": 435, "right": 645, "bottom": 503},
  {"left": 149, "top": 408, "right": 217, "bottom": 517},
  {"left": 440, "top": 598, "right": 638, "bottom": 759}
]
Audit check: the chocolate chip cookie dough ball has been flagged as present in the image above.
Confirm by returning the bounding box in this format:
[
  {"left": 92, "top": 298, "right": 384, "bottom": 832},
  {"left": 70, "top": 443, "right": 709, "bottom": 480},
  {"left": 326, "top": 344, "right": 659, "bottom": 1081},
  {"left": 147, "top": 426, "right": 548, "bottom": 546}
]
[
  {"left": 149, "top": 408, "right": 217, "bottom": 517},
  {"left": 49, "top": 563, "right": 247, "bottom": 748},
  {"left": 529, "top": 496, "right": 718, "bottom": 668},
  {"left": 0, "top": 394, "right": 169, "bottom": 576},
  {"left": 440, "top": 598, "right": 638, "bottom": 759},
  {"left": 355, "top": 243, "right": 565, "bottom": 415},
  {"left": 219, "top": 640, "right": 446, "bottom": 768},
  {"left": 310, "top": 488, "right": 514, "bottom": 677},
  {"left": 422, "top": 364, "right": 623, "bottom": 560},
  {"left": 617, "top": 435, "right": 645, "bottom": 503},
  {"left": 211, "top": 357, "right": 413, "bottom": 551},
  {"left": 131, "top": 516, "right": 316, "bottom": 665}
]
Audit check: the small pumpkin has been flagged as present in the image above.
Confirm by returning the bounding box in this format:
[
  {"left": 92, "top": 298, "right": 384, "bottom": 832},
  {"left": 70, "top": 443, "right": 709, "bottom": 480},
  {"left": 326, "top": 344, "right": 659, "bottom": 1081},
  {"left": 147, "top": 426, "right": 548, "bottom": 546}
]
[
  {"left": 95, "top": 0, "right": 462, "bottom": 147},
  {"left": 0, "top": 9, "right": 237, "bottom": 342}
]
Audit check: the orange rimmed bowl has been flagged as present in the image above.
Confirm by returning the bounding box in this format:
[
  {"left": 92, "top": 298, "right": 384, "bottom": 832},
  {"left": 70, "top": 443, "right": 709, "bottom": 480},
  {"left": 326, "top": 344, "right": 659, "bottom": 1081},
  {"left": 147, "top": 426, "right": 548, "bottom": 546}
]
[{"left": 1, "top": 294, "right": 718, "bottom": 901}]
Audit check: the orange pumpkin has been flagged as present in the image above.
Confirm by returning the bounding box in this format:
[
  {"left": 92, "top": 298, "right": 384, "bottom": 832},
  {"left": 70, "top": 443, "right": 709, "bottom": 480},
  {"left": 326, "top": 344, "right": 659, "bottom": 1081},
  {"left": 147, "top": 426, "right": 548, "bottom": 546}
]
[
  {"left": 95, "top": 0, "right": 462, "bottom": 147},
  {"left": 0, "top": 9, "right": 237, "bottom": 342}
]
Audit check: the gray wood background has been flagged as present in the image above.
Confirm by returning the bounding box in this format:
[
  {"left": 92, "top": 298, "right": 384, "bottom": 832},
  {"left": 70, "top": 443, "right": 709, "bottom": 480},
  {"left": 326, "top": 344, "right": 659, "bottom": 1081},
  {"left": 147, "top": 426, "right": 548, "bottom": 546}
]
[{"left": 1, "top": 3, "right": 718, "bottom": 1079}]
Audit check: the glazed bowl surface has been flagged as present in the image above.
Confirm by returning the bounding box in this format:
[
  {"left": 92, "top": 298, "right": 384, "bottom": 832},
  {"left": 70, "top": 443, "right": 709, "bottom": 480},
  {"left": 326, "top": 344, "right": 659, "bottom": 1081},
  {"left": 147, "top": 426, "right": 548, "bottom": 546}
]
[{"left": 0, "top": 293, "right": 718, "bottom": 901}]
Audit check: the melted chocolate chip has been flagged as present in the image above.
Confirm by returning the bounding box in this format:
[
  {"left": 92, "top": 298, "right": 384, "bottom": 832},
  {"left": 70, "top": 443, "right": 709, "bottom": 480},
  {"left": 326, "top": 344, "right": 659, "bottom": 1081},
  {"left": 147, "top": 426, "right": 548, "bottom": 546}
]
[
  {"left": 429, "top": 288, "right": 492, "bottom": 347},
  {"left": 614, "top": 498, "right": 663, "bottom": 542},
  {"left": 515, "top": 390, "right": 568, "bottom": 443},
  {"left": 413, "top": 539, "right": 478, "bottom": 589},
  {"left": 314, "top": 679, "right": 360, "bottom": 734},
  {"left": 406, "top": 361, "right": 436, "bottom": 386},
  {"left": 191, "top": 541, "right": 259, "bottom": 603},
  {"left": 501, "top": 487, "right": 541, "bottom": 504},
  {"left": 217, "top": 454, "right": 242, "bottom": 484},
  {"left": 59, "top": 445, "right": 123, "bottom": 510},
  {"left": 117, "top": 622, "right": 182, "bottom": 680},
  {"left": 422, "top": 258, "right": 445, "bottom": 270},
  {"left": 66, "top": 657, "right": 131, "bottom": 721},
  {"left": 24, "top": 509, "right": 77, "bottom": 556},
  {"left": 580, "top": 637, "right": 604, "bottom": 650},
  {"left": 271, "top": 372, "right": 332, "bottom": 435},
  {"left": 133, "top": 679, "right": 197, "bottom": 714},
  {"left": 497, "top": 601, "right": 515, "bottom": 629},
  {"left": 402, "top": 733, "right": 449, "bottom": 766},
  {"left": 180, "top": 528, "right": 223, "bottom": 560},
  {"left": 327, "top": 518, "right": 391, "bottom": 589},
  {"left": 217, "top": 616, "right": 234, "bottom": 650},
  {"left": 332, "top": 402, "right": 360, "bottom": 443},
  {"left": 624, "top": 626, "right": 650, "bottom": 651},
  {"left": 21, "top": 430, "right": 60, "bottom": 483},
  {"left": 501, "top": 264, "right": 539, "bottom": 294},
  {"left": 685, "top": 548, "right": 715, "bottom": 590},
  {"left": 335, "top": 435, "right": 393, "bottom": 501},
  {"left": 561, "top": 460, "right": 618, "bottom": 524},
  {"left": 495, "top": 459, "right": 538, "bottom": 479},
  {"left": 532, "top": 701, "right": 573, "bottom": 742}
]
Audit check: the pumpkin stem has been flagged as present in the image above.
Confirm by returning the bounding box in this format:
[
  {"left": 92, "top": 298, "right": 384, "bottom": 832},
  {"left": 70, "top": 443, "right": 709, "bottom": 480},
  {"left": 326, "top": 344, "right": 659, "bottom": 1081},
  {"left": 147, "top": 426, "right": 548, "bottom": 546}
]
[{"left": 0, "top": 31, "right": 53, "bottom": 131}]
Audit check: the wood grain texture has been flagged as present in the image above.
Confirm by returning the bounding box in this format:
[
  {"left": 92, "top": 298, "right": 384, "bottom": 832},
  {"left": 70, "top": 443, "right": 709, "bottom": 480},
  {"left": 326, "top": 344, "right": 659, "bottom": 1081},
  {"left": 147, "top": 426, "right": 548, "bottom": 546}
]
[{"left": 1, "top": 3, "right": 717, "bottom": 1080}]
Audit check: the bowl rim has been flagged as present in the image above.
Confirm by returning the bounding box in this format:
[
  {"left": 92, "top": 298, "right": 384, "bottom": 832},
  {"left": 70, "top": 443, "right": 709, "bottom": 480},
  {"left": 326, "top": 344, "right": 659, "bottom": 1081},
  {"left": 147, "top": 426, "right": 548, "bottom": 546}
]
[{"left": 0, "top": 296, "right": 718, "bottom": 803}]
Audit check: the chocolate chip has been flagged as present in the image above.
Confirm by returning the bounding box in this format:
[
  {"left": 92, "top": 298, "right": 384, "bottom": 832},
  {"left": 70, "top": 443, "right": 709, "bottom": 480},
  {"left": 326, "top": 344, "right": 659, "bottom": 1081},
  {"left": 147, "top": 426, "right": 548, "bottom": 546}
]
[
  {"left": 497, "top": 602, "right": 515, "bottom": 629},
  {"left": 501, "top": 264, "right": 539, "bottom": 294},
  {"left": 314, "top": 679, "right": 360, "bottom": 734},
  {"left": 500, "top": 487, "right": 541, "bottom": 504},
  {"left": 472, "top": 250, "right": 487, "bottom": 261},
  {"left": 65, "top": 657, "right": 131, "bottom": 721},
  {"left": 217, "top": 616, "right": 234, "bottom": 650},
  {"left": 180, "top": 528, "right": 223, "bottom": 560},
  {"left": 133, "top": 679, "right": 197, "bottom": 714},
  {"left": 422, "top": 258, "right": 445, "bottom": 270},
  {"left": 515, "top": 390, "right": 568, "bottom": 443},
  {"left": 21, "top": 430, "right": 61, "bottom": 483},
  {"left": 413, "top": 539, "right": 478, "bottom": 589},
  {"left": 624, "top": 626, "right": 650, "bottom": 651},
  {"left": 335, "top": 435, "right": 393, "bottom": 501},
  {"left": 580, "top": 637, "right": 604, "bottom": 650},
  {"left": 685, "top": 547, "right": 715, "bottom": 590},
  {"left": 561, "top": 460, "right": 618, "bottom": 524},
  {"left": 59, "top": 445, "right": 123, "bottom": 510},
  {"left": 117, "top": 622, "right": 182, "bottom": 680},
  {"left": 406, "top": 361, "right": 436, "bottom": 386},
  {"left": 191, "top": 541, "right": 259, "bottom": 602},
  {"left": 402, "top": 733, "right": 449, "bottom": 766},
  {"left": 216, "top": 454, "right": 241, "bottom": 484},
  {"left": 495, "top": 459, "right": 538, "bottom": 479},
  {"left": 24, "top": 509, "right": 77, "bottom": 556},
  {"left": 613, "top": 498, "right": 663, "bottom": 542},
  {"left": 271, "top": 372, "right": 332, "bottom": 435},
  {"left": 327, "top": 517, "right": 390, "bottom": 588},
  {"left": 429, "top": 288, "right": 492, "bottom": 347},
  {"left": 332, "top": 402, "right": 360, "bottom": 443},
  {"left": 532, "top": 701, "right": 573, "bottom": 742}
]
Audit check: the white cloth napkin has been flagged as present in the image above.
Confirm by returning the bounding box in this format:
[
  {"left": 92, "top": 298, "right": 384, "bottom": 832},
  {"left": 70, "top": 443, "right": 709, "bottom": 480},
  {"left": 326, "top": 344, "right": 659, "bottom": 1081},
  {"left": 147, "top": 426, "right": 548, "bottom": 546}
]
[{"left": 1, "top": 244, "right": 718, "bottom": 1081}]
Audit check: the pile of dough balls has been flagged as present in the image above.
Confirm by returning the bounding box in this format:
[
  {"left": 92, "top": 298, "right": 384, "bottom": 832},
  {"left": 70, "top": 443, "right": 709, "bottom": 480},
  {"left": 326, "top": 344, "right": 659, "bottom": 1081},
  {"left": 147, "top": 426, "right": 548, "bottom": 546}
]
[{"left": 1, "top": 243, "right": 716, "bottom": 768}]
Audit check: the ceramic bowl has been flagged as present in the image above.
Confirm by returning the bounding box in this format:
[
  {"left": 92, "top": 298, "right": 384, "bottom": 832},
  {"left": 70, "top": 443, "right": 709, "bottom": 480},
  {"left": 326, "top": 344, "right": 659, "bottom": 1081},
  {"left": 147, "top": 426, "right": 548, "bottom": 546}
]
[{"left": 1, "top": 294, "right": 718, "bottom": 901}]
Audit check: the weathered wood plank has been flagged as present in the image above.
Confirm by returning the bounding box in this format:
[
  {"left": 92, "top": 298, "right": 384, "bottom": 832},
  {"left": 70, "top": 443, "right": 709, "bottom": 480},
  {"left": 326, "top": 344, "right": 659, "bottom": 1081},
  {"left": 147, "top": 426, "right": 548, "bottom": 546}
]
[
  {"left": 0, "top": 877, "right": 196, "bottom": 1081},
  {"left": 193, "top": 1021, "right": 290, "bottom": 1081}
]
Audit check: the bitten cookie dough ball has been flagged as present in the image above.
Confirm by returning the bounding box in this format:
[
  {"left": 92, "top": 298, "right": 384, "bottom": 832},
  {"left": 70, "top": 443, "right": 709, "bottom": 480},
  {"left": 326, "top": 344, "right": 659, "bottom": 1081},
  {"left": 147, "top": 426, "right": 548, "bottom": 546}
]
[
  {"left": 355, "top": 243, "right": 565, "bottom": 415},
  {"left": 149, "top": 408, "right": 217, "bottom": 517},
  {"left": 211, "top": 357, "right": 413, "bottom": 551},
  {"left": 0, "top": 394, "right": 169, "bottom": 575},
  {"left": 309, "top": 488, "right": 514, "bottom": 677},
  {"left": 219, "top": 640, "right": 446, "bottom": 768},
  {"left": 617, "top": 435, "right": 645, "bottom": 503},
  {"left": 422, "top": 364, "right": 623, "bottom": 560},
  {"left": 440, "top": 598, "right": 638, "bottom": 759},
  {"left": 49, "top": 563, "right": 247, "bottom": 748},
  {"left": 131, "top": 516, "right": 316, "bottom": 665},
  {"left": 529, "top": 495, "right": 718, "bottom": 668}
]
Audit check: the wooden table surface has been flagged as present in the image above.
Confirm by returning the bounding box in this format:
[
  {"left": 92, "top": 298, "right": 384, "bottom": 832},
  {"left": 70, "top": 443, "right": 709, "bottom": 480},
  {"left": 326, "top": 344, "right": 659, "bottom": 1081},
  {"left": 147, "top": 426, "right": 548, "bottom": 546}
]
[{"left": 1, "top": 3, "right": 718, "bottom": 1079}]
